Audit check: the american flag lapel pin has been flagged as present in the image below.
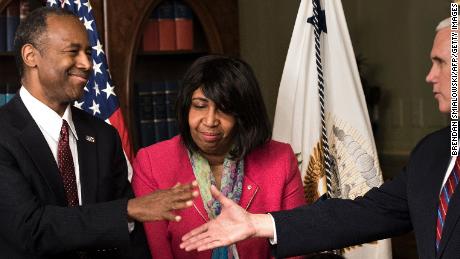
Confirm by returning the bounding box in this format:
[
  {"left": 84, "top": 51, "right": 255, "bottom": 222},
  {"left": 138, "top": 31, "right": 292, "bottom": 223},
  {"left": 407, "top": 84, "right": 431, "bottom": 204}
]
[{"left": 85, "top": 136, "right": 95, "bottom": 143}]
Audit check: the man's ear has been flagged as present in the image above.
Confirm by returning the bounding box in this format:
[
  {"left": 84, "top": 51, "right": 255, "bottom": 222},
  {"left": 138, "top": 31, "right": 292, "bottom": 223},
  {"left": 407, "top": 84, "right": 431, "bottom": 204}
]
[{"left": 22, "top": 43, "right": 38, "bottom": 69}]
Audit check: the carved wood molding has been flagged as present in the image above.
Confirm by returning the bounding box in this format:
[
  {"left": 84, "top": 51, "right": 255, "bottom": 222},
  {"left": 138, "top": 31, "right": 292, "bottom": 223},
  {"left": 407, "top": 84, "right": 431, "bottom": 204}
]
[
  {"left": 184, "top": 0, "right": 223, "bottom": 54},
  {"left": 0, "top": 0, "right": 13, "bottom": 12},
  {"left": 103, "top": 0, "right": 153, "bottom": 145}
]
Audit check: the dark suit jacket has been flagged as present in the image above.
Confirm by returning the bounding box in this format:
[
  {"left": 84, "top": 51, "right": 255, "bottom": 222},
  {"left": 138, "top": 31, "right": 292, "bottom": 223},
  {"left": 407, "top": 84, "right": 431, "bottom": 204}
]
[
  {"left": 271, "top": 127, "right": 459, "bottom": 259},
  {"left": 0, "top": 96, "right": 150, "bottom": 258}
]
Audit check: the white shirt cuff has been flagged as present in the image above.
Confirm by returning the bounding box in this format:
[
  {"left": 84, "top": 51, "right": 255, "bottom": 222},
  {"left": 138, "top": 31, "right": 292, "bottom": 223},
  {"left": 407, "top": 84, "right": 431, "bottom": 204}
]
[{"left": 268, "top": 213, "right": 278, "bottom": 245}]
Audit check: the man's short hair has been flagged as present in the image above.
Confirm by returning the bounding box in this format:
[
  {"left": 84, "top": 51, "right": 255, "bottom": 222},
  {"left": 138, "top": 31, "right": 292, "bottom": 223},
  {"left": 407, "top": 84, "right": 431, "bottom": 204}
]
[
  {"left": 13, "top": 7, "right": 78, "bottom": 77},
  {"left": 436, "top": 17, "right": 451, "bottom": 31}
]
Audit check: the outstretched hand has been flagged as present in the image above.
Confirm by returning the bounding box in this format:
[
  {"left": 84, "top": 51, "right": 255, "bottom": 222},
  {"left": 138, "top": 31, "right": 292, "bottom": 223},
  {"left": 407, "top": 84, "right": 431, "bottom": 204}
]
[
  {"left": 180, "top": 185, "right": 269, "bottom": 252},
  {"left": 128, "top": 181, "right": 199, "bottom": 222}
]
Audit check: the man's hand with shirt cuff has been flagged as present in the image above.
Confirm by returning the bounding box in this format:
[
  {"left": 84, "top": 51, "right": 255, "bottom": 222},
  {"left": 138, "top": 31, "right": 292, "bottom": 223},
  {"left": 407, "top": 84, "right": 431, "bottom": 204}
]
[
  {"left": 180, "top": 185, "right": 276, "bottom": 252},
  {"left": 268, "top": 213, "right": 278, "bottom": 244}
]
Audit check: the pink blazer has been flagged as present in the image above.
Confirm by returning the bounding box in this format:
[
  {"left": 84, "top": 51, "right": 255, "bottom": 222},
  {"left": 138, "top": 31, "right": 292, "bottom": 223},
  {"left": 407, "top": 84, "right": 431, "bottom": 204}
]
[{"left": 132, "top": 136, "right": 306, "bottom": 259}]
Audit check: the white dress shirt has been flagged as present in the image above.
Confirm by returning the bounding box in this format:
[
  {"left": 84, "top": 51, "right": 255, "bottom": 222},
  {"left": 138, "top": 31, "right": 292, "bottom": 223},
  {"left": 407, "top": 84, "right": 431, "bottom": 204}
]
[
  {"left": 20, "top": 87, "right": 82, "bottom": 205},
  {"left": 269, "top": 156, "right": 458, "bottom": 245},
  {"left": 20, "top": 87, "right": 134, "bottom": 232},
  {"left": 441, "top": 156, "right": 457, "bottom": 193}
]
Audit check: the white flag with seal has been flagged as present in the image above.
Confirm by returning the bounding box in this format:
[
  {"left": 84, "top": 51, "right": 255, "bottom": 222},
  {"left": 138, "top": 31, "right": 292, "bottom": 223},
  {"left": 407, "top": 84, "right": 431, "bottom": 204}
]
[{"left": 272, "top": 0, "right": 392, "bottom": 258}]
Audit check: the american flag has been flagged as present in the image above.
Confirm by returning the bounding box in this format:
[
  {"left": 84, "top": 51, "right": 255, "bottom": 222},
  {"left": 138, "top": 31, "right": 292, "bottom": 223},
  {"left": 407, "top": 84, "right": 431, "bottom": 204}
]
[{"left": 47, "top": 0, "right": 134, "bottom": 180}]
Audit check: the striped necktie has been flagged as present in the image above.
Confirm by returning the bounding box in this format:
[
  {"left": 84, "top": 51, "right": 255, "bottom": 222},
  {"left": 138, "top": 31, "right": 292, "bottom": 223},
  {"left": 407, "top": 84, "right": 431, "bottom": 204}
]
[{"left": 436, "top": 156, "right": 460, "bottom": 251}]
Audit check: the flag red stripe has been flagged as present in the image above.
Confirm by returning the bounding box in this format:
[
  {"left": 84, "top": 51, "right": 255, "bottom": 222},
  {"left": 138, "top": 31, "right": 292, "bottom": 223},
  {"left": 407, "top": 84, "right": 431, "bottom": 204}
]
[{"left": 109, "top": 108, "right": 133, "bottom": 163}]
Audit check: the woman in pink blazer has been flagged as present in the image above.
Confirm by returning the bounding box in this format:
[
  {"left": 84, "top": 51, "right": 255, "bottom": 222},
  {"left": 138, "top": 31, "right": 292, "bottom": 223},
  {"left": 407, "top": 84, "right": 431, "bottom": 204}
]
[{"left": 132, "top": 55, "right": 306, "bottom": 259}]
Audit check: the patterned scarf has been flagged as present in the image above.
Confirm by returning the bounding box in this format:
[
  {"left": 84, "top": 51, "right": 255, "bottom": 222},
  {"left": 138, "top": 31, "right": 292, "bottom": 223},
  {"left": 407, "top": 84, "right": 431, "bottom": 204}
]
[{"left": 189, "top": 150, "right": 244, "bottom": 259}]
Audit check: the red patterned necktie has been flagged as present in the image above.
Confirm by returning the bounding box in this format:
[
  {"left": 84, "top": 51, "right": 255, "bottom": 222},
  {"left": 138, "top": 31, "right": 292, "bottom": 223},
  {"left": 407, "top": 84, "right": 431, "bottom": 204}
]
[
  {"left": 58, "top": 120, "right": 79, "bottom": 207},
  {"left": 435, "top": 157, "right": 460, "bottom": 251}
]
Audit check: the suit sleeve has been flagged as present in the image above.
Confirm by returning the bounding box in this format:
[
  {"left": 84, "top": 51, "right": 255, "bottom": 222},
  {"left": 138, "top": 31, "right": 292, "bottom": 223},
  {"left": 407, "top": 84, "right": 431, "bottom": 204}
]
[
  {"left": 108, "top": 128, "right": 151, "bottom": 259},
  {"left": 270, "top": 164, "right": 412, "bottom": 258},
  {"left": 132, "top": 148, "right": 175, "bottom": 259},
  {"left": 280, "top": 146, "right": 308, "bottom": 259}
]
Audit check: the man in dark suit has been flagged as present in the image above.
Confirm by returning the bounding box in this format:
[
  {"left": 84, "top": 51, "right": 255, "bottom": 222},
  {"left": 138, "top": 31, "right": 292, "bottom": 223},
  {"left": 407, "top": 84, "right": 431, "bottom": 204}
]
[
  {"left": 180, "top": 18, "right": 459, "bottom": 259},
  {"left": 0, "top": 7, "right": 197, "bottom": 258}
]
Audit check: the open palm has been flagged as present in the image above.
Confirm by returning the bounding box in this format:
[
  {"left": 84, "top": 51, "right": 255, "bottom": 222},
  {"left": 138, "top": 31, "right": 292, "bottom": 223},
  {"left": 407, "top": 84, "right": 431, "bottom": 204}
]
[{"left": 180, "top": 185, "right": 256, "bottom": 251}]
